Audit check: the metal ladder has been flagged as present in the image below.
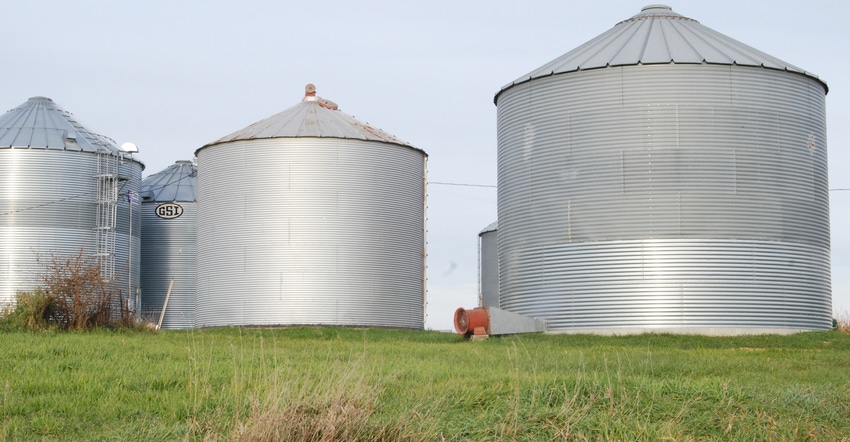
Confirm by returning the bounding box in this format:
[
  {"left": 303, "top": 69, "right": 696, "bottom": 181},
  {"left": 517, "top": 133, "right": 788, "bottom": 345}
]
[{"left": 94, "top": 148, "right": 118, "bottom": 282}]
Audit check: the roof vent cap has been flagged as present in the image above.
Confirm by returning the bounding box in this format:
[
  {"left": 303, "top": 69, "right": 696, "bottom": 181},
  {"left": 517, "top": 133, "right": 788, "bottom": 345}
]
[
  {"left": 120, "top": 142, "right": 139, "bottom": 153},
  {"left": 303, "top": 83, "right": 318, "bottom": 102},
  {"left": 642, "top": 4, "right": 672, "bottom": 11}
]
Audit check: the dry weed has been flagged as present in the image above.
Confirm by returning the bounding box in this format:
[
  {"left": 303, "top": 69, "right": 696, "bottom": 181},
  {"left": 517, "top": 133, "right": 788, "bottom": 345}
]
[
  {"left": 835, "top": 311, "right": 850, "bottom": 335},
  {"left": 230, "top": 363, "right": 409, "bottom": 442}
]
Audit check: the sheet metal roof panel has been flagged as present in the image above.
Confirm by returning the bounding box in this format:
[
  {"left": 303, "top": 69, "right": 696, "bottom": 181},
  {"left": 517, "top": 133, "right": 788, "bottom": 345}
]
[
  {"left": 480, "top": 221, "right": 498, "bottom": 235},
  {"left": 201, "top": 92, "right": 422, "bottom": 154},
  {"left": 498, "top": 5, "right": 826, "bottom": 99},
  {"left": 141, "top": 160, "right": 197, "bottom": 202},
  {"left": 0, "top": 97, "right": 123, "bottom": 153}
]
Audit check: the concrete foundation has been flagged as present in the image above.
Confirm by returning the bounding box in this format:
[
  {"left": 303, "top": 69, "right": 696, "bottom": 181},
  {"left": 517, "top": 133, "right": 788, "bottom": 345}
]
[{"left": 486, "top": 307, "right": 547, "bottom": 335}]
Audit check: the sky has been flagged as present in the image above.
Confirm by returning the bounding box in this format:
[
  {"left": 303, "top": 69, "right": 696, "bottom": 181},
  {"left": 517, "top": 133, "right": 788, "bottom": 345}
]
[{"left": 3, "top": 0, "right": 848, "bottom": 331}]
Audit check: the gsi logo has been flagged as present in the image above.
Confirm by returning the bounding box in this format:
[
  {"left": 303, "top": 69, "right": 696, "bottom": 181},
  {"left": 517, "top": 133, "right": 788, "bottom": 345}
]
[{"left": 155, "top": 202, "right": 183, "bottom": 219}]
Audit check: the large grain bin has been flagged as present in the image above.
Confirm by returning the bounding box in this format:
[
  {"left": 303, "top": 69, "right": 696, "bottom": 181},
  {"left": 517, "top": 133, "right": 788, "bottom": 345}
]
[
  {"left": 494, "top": 5, "right": 830, "bottom": 333},
  {"left": 0, "top": 97, "right": 144, "bottom": 311},
  {"left": 140, "top": 160, "right": 197, "bottom": 329},
  {"left": 195, "top": 85, "right": 427, "bottom": 328},
  {"left": 479, "top": 222, "right": 499, "bottom": 308}
]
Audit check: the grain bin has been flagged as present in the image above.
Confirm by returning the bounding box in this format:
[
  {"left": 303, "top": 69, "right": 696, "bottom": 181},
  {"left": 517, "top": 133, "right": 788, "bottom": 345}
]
[
  {"left": 195, "top": 85, "right": 427, "bottom": 328},
  {"left": 0, "top": 97, "right": 144, "bottom": 311},
  {"left": 140, "top": 160, "right": 197, "bottom": 329},
  {"left": 479, "top": 222, "right": 499, "bottom": 308},
  {"left": 494, "top": 5, "right": 831, "bottom": 333}
]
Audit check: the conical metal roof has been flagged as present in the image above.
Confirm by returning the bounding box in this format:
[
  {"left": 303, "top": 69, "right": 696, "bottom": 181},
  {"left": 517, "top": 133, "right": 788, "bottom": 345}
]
[
  {"left": 497, "top": 4, "right": 827, "bottom": 100},
  {"left": 0, "top": 96, "right": 124, "bottom": 153},
  {"left": 199, "top": 84, "right": 419, "bottom": 152},
  {"left": 480, "top": 221, "right": 498, "bottom": 235},
  {"left": 141, "top": 160, "right": 197, "bottom": 202}
]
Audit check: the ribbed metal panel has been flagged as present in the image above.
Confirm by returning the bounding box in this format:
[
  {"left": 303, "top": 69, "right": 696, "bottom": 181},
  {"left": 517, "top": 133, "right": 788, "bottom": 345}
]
[
  {"left": 0, "top": 149, "right": 142, "bottom": 306},
  {"left": 497, "top": 5, "right": 826, "bottom": 99},
  {"left": 479, "top": 222, "right": 499, "bottom": 308},
  {"left": 196, "top": 137, "right": 426, "bottom": 328},
  {"left": 115, "top": 159, "right": 143, "bottom": 312},
  {"left": 496, "top": 63, "right": 830, "bottom": 331},
  {"left": 141, "top": 160, "right": 197, "bottom": 202},
  {"left": 208, "top": 95, "right": 414, "bottom": 147},
  {"left": 140, "top": 161, "right": 197, "bottom": 329},
  {"left": 140, "top": 204, "right": 196, "bottom": 328},
  {"left": 0, "top": 97, "right": 125, "bottom": 153}
]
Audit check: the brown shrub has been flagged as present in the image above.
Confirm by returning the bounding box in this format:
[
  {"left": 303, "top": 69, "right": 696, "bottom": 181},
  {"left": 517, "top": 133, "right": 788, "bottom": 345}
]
[
  {"left": 1, "top": 250, "right": 129, "bottom": 331},
  {"left": 40, "top": 251, "right": 116, "bottom": 329}
]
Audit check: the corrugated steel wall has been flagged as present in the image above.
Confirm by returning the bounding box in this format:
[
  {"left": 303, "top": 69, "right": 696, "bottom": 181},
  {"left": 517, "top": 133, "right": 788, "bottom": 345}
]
[
  {"left": 479, "top": 225, "right": 499, "bottom": 308},
  {"left": 140, "top": 201, "right": 196, "bottom": 329},
  {"left": 0, "top": 149, "right": 142, "bottom": 307},
  {"left": 496, "top": 64, "right": 831, "bottom": 331},
  {"left": 196, "top": 138, "right": 426, "bottom": 328}
]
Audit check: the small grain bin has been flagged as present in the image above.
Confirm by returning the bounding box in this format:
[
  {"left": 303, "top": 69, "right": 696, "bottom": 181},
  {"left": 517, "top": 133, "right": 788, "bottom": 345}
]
[
  {"left": 195, "top": 85, "right": 427, "bottom": 328},
  {"left": 479, "top": 222, "right": 499, "bottom": 308},
  {"left": 494, "top": 5, "right": 831, "bottom": 333},
  {"left": 140, "top": 160, "right": 197, "bottom": 329},
  {"left": 0, "top": 97, "right": 144, "bottom": 310}
]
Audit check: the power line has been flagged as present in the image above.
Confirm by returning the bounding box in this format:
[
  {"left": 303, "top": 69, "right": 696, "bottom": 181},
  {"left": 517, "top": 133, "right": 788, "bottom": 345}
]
[
  {"left": 2, "top": 179, "right": 844, "bottom": 217},
  {"left": 0, "top": 190, "right": 95, "bottom": 216},
  {"left": 429, "top": 181, "right": 496, "bottom": 188},
  {"left": 1, "top": 169, "right": 196, "bottom": 217}
]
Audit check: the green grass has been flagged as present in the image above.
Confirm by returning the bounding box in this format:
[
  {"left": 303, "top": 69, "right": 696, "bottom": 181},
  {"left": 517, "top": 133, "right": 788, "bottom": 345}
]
[{"left": 1, "top": 327, "right": 848, "bottom": 441}]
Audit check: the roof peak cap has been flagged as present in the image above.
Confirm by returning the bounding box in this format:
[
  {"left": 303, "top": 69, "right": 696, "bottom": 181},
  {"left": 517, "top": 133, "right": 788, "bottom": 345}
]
[
  {"left": 301, "top": 83, "right": 338, "bottom": 110},
  {"left": 200, "top": 84, "right": 419, "bottom": 151},
  {"left": 303, "top": 83, "right": 318, "bottom": 102},
  {"left": 621, "top": 4, "right": 693, "bottom": 23}
]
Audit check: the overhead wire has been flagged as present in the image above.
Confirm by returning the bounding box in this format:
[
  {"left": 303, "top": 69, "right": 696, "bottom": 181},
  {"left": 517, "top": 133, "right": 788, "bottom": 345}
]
[
  {"left": 0, "top": 165, "right": 196, "bottom": 217},
  {"left": 2, "top": 177, "right": 845, "bottom": 217},
  {"left": 0, "top": 190, "right": 96, "bottom": 217},
  {"left": 428, "top": 181, "right": 496, "bottom": 188}
]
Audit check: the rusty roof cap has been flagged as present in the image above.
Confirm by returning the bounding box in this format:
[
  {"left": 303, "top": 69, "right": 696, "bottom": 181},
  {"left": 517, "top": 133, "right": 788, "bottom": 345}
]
[{"left": 199, "top": 85, "right": 423, "bottom": 155}]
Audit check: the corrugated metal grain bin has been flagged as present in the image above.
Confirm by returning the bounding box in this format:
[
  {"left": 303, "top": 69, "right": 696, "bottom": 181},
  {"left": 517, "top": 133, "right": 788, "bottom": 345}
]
[
  {"left": 479, "top": 222, "right": 499, "bottom": 308},
  {"left": 195, "top": 85, "right": 427, "bottom": 328},
  {"left": 0, "top": 97, "right": 144, "bottom": 311},
  {"left": 494, "top": 5, "right": 831, "bottom": 333},
  {"left": 140, "top": 160, "right": 197, "bottom": 329}
]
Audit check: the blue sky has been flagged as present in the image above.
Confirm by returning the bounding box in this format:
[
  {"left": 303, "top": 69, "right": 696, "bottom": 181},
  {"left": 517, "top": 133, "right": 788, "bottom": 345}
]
[{"left": 3, "top": 1, "right": 848, "bottom": 330}]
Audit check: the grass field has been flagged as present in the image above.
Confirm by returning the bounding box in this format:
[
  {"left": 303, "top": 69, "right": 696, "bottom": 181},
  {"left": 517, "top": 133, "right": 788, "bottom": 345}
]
[{"left": 1, "top": 326, "right": 848, "bottom": 441}]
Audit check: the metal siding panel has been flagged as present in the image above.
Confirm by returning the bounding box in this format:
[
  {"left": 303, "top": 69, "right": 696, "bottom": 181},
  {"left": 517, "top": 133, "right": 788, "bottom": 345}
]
[
  {"left": 115, "top": 158, "right": 143, "bottom": 308},
  {"left": 496, "top": 63, "right": 830, "bottom": 331},
  {"left": 0, "top": 97, "right": 130, "bottom": 154},
  {"left": 196, "top": 138, "right": 426, "bottom": 328},
  {"left": 140, "top": 202, "right": 197, "bottom": 329},
  {"left": 202, "top": 96, "right": 420, "bottom": 151},
  {"left": 0, "top": 149, "right": 142, "bottom": 307},
  {"left": 141, "top": 161, "right": 196, "bottom": 202},
  {"left": 498, "top": 6, "right": 824, "bottom": 100},
  {"left": 479, "top": 228, "right": 499, "bottom": 307}
]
